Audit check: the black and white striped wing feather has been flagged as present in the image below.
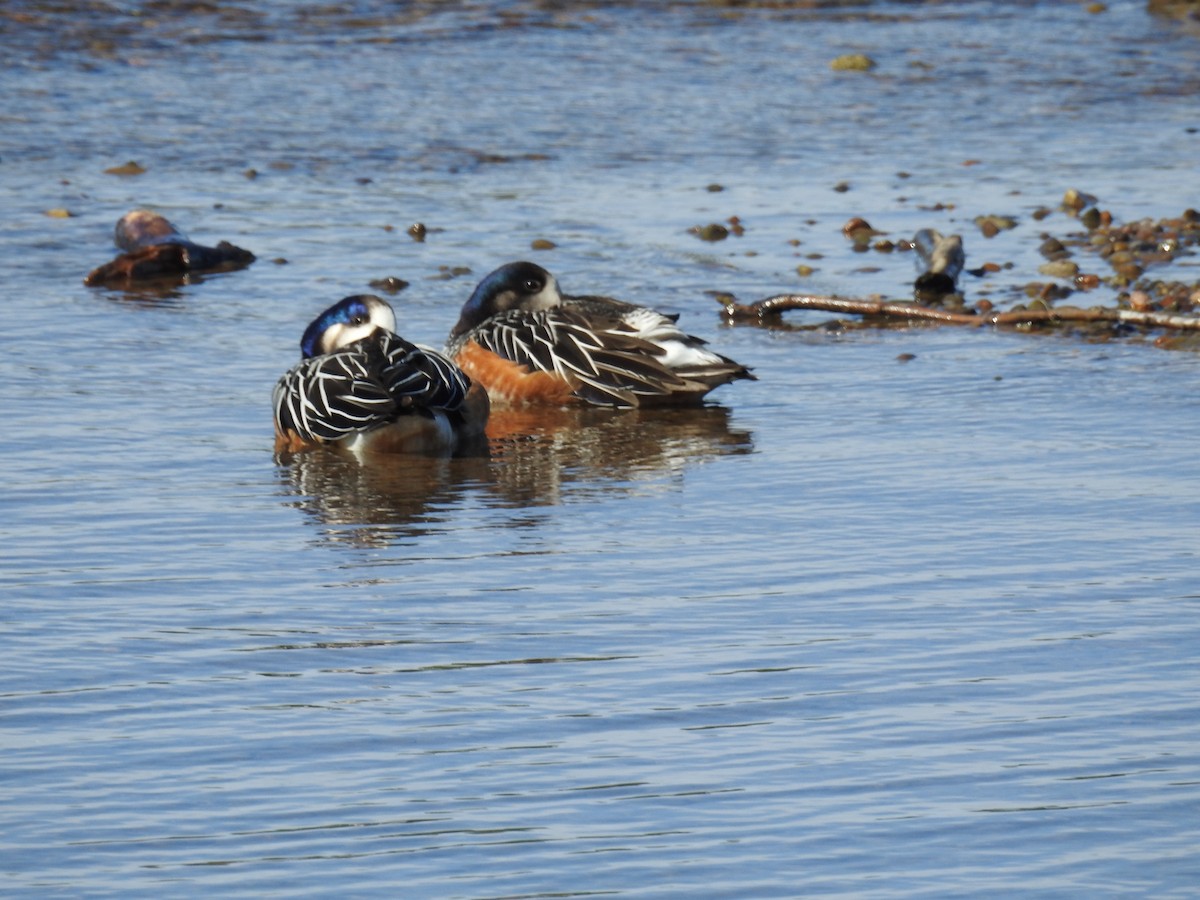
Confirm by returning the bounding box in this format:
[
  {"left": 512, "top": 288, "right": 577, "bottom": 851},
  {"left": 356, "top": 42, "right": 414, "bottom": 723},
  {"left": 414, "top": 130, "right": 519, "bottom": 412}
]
[
  {"left": 274, "top": 334, "right": 470, "bottom": 444},
  {"left": 569, "top": 294, "right": 753, "bottom": 386},
  {"left": 273, "top": 346, "right": 398, "bottom": 443},
  {"left": 377, "top": 333, "right": 470, "bottom": 413},
  {"left": 474, "top": 308, "right": 690, "bottom": 407}
]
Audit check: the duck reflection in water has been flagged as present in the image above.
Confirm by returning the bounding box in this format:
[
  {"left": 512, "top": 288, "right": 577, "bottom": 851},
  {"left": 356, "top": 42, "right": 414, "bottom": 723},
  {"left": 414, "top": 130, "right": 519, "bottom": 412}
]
[
  {"left": 277, "top": 404, "right": 753, "bottom": 548},
  {"left": 275, "top": 272, "right": 755, "bottom": 546}
]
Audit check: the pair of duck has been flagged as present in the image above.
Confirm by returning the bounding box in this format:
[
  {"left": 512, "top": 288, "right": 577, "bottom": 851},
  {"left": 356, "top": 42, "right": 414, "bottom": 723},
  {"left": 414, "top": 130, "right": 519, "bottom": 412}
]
[{"left": 273, "top": 261, "right": 756, "bottom": 456}]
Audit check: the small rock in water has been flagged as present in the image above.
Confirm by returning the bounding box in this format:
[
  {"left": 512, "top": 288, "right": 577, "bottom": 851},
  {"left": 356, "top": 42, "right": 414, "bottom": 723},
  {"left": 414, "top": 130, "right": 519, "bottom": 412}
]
[
  {"left": 1038, "top": 260, "right": 1080, "bottom": 279},
  {"left": 974, "top": 214, "right": 1017, "bottom": 237},
  {"left": 1038, "top": 237, "right": 1070, "bottom": 259},
  {"left": 1079, "top": 207, "right": 1102, "bottom": 230},
  {"left": 1062, "top": 188, "right": 1098, "bottom": 213},
  {"left": 690, "top": 223, "right": 729, "bottom": 242},
  {"left": 842, "top": 217, "right": 879, "bottom": 245},
  {"left": 830, "top": 53, "right": 875, "bottom": 71},
  {"left": 104, "top": 160, "right": 146, "bottom": 176},
  {"left": 369, "top": 276, "right": 409, "bottom": 294}
]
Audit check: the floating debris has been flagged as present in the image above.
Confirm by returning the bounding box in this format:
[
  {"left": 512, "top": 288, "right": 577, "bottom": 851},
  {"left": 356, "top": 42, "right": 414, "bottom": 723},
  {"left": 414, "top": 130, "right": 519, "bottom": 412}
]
[{"left": 84, "top": 209, "right": 255, "bottom": 286}]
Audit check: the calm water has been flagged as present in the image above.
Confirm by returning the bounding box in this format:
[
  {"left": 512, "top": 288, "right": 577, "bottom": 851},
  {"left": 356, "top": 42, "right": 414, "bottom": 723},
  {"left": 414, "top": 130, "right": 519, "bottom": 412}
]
[{"left": 3, "top": 1, "right": 1200, "bottom": 897}]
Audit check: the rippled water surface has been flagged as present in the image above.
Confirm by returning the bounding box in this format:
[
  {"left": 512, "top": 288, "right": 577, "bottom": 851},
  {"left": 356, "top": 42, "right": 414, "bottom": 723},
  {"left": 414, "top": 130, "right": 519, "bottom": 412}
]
[{"left": 3, "top": 2, "right": 1200, "bottom": 897}]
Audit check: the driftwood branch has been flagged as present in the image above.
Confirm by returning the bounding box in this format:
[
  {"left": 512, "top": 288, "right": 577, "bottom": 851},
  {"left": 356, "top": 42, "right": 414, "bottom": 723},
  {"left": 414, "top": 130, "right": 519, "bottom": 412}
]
[{"left": 718, "top": 293, "right": 1200, "bottom": 333}]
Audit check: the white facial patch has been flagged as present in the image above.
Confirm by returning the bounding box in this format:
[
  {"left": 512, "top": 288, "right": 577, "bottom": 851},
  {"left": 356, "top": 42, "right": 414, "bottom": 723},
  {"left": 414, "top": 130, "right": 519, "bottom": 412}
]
[{"left": 525, "top": 274, "right": 561, "bottom": 312}]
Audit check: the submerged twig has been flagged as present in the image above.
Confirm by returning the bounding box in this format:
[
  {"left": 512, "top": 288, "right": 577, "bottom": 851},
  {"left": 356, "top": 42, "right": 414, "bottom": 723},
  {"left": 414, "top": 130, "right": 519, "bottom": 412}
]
[
  {"left": 987, "top": 306, "right": 1200, "bottom": 331},
  {"left": 717, "top": 293, "right": 1200, "bottom": 333},
  {"left": 719, "top": 293, "right": 981, "bottom": 324}
]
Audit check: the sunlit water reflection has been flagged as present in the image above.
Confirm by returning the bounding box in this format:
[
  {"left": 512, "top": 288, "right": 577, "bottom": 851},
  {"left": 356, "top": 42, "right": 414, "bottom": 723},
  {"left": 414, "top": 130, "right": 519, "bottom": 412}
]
[{"left": 3, "top": 2, "right": 1200, "bottom": 897}]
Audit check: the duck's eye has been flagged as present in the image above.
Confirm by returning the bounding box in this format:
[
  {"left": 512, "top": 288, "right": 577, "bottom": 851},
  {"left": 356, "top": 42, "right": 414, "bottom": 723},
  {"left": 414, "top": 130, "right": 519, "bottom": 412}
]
[
  {"left": 350, "top": 314, "right": 368, "bottom": 326},
  {"left": 523, "top": 277, "right": 543, "bottom": 292}
]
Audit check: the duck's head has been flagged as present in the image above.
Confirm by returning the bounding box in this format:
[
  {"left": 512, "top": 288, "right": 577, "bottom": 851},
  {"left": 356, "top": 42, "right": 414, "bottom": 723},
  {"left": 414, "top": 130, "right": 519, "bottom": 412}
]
[
  {"left": 300, "top": 294, "right": 397, "bottom": 358},
  {"left": 450, "top": 261, "right": 561, "bottom": 339}
]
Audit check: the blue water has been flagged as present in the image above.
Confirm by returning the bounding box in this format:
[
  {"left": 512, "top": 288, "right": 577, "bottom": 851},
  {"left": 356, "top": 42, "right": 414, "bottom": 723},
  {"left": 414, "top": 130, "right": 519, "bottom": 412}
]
[{"left": 3, "top": 2, "right": 1200, "bottom": 897}]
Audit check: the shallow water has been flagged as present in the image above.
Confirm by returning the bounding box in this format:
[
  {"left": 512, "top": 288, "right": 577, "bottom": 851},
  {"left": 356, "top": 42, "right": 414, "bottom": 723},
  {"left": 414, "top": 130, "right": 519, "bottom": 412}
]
[{"left": 3, "top": 2, "right": 1200, "bottom": 897}]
